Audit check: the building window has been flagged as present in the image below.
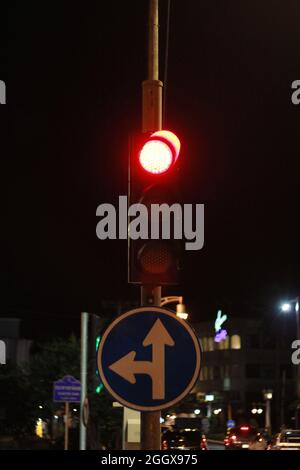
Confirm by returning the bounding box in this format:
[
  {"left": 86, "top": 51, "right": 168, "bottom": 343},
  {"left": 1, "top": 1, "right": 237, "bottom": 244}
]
[
  {"left": 208, "top": 337, "right": 214, "bottom": 352},
  {"left": 219, "top": 335, "right": 230, "bottom": 350},
  {"left": 231, "top": 335, "right": 241, "bottom": 349}
]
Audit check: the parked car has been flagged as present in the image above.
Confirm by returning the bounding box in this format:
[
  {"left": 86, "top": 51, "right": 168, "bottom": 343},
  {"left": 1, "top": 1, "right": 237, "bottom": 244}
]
[
  {"left": 162, "top": 428, "right": 208, "bottom": 450},
  {"left": 224, "top": 425, "right": 261, "bottom": 450},
  {"left": 268, "top": 429, "right": 300, "bottom": 450}
]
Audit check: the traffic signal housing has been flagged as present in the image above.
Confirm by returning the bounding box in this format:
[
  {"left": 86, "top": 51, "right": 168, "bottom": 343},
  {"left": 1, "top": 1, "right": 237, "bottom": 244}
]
[
  {"left": 88, "top": 314, "right": 109, "bottom": 395},
  {"left": 128, "top": 130, "right": 183, "bottom": 286}
]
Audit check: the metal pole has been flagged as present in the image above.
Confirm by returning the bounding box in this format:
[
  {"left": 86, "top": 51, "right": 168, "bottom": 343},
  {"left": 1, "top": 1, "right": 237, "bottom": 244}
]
[
  {"left": 295, "top": 297, "right": 300, "bottom": 427},
  {"left": 140, "top": 0, "right": 163, "bottom": 450},
  {"left": 140, "top": 286, "right": 162, "bottom": 450},
  {"left": 148, "top": 0, "right": 159, "bottom": 81},
  {"left": 142, "top": 0, "right": 163, "bottom": 134},
  {"left": 122, "top": 407, "right": 126, "bottom": 450},
  {"left": 280, "top": 369, "right": 286, "bottom": 427},
  {"left": 140, "top": 1, "right": 163, "bottom": 450},
  {"left": 64, "top": 401, "right": 69, "bottom": 450},
  {"left": 265, "top": 399, "right": 271, "bottom": 434},
  {"left": 227, "top": 402, "right": 232, "bottom": 421},
  {"left": 80, "top": 312, "right": 88, "bottom": 450}
]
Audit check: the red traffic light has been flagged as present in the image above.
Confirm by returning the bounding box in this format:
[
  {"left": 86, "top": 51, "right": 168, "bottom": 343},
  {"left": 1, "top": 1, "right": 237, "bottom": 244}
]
[{"left": 139, "top": 130, "right": 180, "bottom": 175}]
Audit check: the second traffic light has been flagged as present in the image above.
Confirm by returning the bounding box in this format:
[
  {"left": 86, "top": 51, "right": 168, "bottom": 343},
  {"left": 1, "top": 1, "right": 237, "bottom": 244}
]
[
  {"left": 89, "top": 314, "right": 110, "bottom": 395},
  {"left": 128, "top": 130, "right": 182, "bottom": 285}
]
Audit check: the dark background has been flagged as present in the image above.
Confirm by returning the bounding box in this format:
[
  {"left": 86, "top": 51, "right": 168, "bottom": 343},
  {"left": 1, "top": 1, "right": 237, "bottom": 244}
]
[{"left": 3, "top": 1, "right": 300, "bottom": 337}]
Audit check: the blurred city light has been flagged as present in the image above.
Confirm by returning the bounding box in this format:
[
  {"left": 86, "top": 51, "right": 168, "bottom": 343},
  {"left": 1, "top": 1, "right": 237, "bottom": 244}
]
[
  {"left": 205, "top": 394, "right": 214, "bottom": 401},
  {"left": 281, "top": 303, "right": 292, "bottom": 312},
  {"left": 35, "top": 418, "right": 43, "bottom": 438}
]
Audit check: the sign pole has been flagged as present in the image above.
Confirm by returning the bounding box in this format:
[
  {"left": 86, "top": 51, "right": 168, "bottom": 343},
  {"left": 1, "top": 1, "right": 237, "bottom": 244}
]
[
  {"left": 140, "top": 0, "right": 162, "bottom": 450},
  {"left": 80, "top": 312, "right": 88, "bottom": 450},
  {"left": 140, "top": 288, "right": 161, "bottom": 450},
  {"left": 64, "top": 401, "right": 69, "bottom": 451}
]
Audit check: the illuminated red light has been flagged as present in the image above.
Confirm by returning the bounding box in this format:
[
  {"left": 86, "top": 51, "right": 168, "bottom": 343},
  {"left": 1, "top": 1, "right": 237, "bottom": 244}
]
[
  {"left": 231, "top": 435, "right": 237, "bottom": 440},
  {"left": 139, "top": 130, "right": 180, "bottom": 175},
  {"left": 240, "top": 426, "right": 249, "bottom": 431},
  {"left": 139, "top": 139, "right": 173, "bottom": 174}
]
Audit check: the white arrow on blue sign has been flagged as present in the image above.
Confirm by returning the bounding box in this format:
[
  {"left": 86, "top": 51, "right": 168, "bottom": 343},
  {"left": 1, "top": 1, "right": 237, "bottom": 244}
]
[
  {"left": 53, "top": 375, "right": 81, "bottom": 403},
  {"left": 97, "top": 307, "right": 201, "bottom": 412}
]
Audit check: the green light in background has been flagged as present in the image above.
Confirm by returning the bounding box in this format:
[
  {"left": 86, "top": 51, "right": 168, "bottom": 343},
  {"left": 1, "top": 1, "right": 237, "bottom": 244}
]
[
  {"left": 95, "top": 336, "right": 103, "bottom": 393},
  {"left": 96, "top": 383, "right": 104, "bottom": 394}
]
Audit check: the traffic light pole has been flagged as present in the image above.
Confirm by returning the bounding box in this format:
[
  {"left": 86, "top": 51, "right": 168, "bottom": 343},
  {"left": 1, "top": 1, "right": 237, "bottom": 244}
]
[
  {"left": 142, "top": 0, "right": 163, "bottom": 133},
  {"left": 296, "top": 297, "right": 300, "bottom": 428},
  {"left": 140, "top": 286, "right": 161, "bottom": 449},
  {"left": 140, "top": 0, "right": 163, "bottom": 450}
]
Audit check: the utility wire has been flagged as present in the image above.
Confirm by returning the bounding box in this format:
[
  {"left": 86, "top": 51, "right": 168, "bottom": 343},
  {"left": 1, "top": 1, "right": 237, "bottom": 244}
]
[{"left": 163, "top": 0, "right": 171, "bottom": 127}]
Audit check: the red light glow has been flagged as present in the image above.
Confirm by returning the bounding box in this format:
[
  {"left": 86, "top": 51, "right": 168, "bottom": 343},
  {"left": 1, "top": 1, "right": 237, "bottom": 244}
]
[
  {"left": 240, "top": 426, "right": 249, "bottom": 431},
  {"left": 139, "top": 140, "right": 173, "bottom": 174},
  {"left": 139, "top": 130, "right": 180, "bottom": 174},
  {"left": 151, "top": 130, "right": 181, "bottom": 162}
]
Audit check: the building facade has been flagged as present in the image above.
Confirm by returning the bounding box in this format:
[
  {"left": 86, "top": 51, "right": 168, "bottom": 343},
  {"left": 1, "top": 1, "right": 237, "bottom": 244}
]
[
  {"left": 192, "top": 315, "right": 296, "bottom": 430},
  {"left": 0, "top": 318, "right": 32, "bottom": 365}
]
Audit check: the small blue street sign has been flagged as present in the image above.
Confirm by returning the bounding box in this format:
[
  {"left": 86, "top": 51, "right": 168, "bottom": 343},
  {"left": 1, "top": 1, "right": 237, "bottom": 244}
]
[
  {"left": 98, "top": 307, "right": 201, "bottom": 412},
  {"left": 227, "top": 420, "right": 236, "bottom": 429},
  {"left": 53, "top": 375, "right": 81, "bottom": 403}
]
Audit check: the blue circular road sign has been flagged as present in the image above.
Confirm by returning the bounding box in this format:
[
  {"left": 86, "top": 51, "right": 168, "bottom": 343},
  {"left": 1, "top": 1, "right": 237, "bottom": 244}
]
[{"left": 97, "top": 307, "right": 201, "bottom": 411}]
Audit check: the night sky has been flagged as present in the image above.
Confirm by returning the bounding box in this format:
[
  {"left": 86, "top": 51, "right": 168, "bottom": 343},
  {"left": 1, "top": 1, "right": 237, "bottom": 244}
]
[{"left": 4, "top": 1, "right": 300, "bottom": 337}]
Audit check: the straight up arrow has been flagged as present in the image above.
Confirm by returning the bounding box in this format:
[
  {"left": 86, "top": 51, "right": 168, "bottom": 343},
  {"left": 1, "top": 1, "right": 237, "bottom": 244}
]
[{"left": 109, "top": 319, "right": 175, "bottom": 400}]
